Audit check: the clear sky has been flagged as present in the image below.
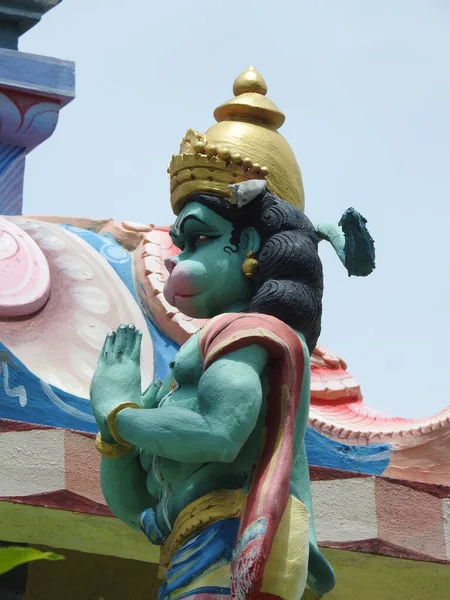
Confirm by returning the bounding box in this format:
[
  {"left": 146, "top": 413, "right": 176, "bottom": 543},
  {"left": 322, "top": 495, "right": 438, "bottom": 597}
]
[{"left": 20, "top": 0, "right": 450, "bottom": 418}]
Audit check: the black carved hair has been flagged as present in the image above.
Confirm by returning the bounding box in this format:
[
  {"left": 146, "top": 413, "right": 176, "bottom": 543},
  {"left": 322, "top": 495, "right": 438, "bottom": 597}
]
[{"left": 188, "top": 189, "right": 324, "bottom": 354}]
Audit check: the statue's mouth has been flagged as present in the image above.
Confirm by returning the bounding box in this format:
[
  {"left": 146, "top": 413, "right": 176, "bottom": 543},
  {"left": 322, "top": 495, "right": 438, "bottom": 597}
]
[{"left": 175, "top": 293, "right": 197, "bottom": 299}]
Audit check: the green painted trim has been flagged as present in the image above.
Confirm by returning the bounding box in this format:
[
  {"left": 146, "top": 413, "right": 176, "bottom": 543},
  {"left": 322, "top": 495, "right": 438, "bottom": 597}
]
[
  {"left": 304, "top": 548, "right": 450, "bottom": 600},
  {"left": 0, "top": 501, "right": 158, "bottom": 564},
  {"left": 3, "top": 501, "right": 450, "bottom": 599}
]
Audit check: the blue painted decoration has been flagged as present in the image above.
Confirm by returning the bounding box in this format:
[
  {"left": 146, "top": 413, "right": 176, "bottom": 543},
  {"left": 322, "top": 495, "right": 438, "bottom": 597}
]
[
  {"left": 0, "top": 342, "right": 97, "bottom": 432},
  {"left": 305, "top": 427, "right": 391, "bottom": 476},
  {"left": 0, "top": 143, "right": 25, "bottom": 215},
  {"left": 61, "top": 225, "right": 178, "bottom": 382}
]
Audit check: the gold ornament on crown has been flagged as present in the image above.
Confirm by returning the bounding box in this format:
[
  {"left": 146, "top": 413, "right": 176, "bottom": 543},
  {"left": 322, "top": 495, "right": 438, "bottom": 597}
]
[{"left": 168, "top": 66, "right": 305, "bottom": 215}]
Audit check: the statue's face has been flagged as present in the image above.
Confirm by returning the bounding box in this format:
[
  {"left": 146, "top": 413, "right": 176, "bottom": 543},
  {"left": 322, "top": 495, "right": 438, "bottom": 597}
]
[{"left": 164, "top": 201, "right": 260, "bottom": 318}]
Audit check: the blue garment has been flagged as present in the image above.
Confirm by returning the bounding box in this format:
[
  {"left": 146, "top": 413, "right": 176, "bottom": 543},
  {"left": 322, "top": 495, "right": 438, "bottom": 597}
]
[
  {"left": 139, "top": 510, "right": 238, "bottom": 600},
  {"left": 139, "top": 508, "right": 165, "bottom": 545}
]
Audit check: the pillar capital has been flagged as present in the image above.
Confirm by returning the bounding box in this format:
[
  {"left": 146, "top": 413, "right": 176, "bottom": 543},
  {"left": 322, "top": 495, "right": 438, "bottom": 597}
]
[{"left": 0, "top": 1, "right": 75, "bottom": 215}]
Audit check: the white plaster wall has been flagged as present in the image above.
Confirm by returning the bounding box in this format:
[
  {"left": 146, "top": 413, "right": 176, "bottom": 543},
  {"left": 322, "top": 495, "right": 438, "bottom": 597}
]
[
  {"left": 0, "top": 429, "right": 65, "bottom": 495},
  {"left": 443, "top": 498, "right": 450, "bottom": 560},
  {"left": 312, "top": 478, "right": 378, "bottom": 542}
]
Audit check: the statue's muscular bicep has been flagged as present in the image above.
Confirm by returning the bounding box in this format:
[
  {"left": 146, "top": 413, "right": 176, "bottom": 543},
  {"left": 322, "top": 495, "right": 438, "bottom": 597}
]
[{"left": 198, "top": 345, "right": 268, "bottom": 458}]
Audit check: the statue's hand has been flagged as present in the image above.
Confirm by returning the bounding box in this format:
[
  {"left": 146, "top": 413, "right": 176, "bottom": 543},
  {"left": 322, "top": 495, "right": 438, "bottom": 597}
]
[
  {"left": 90, "top": 324, "right": 143, "bottom": 442},
  {"left": 141, "top": 379, "right": 163, "bottom": 409}
]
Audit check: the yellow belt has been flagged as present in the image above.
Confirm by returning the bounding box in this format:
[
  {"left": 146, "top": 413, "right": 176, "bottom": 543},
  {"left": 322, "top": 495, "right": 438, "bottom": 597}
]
[{"left": 158, "top": 489, "right": 245, "bottom": 579}]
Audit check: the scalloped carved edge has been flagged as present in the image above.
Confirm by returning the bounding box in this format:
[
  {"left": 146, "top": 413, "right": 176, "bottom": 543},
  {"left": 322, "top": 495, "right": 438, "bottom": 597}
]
[{"left": 309, "top": 404, "right": 450, "bottom": 445}]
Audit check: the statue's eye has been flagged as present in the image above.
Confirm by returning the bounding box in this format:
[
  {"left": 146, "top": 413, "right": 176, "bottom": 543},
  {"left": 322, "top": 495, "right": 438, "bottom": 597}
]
[{"left": 192, "top": 234, "right": 209, "bottom": 246}]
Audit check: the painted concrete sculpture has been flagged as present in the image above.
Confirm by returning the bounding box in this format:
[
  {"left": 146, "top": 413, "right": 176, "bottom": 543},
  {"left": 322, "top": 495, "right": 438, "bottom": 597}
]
[
  {"left": 88, "top": 68, "right": 379, "bottom": 599},
  {"left": 1, "top": 13, "right": 450, "bottom": 598}
]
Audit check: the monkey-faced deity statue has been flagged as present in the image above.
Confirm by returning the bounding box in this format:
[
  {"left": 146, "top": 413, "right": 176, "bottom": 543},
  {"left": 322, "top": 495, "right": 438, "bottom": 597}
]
[{"left": 90, "top": 67, "right": 375, "bottom": 599}]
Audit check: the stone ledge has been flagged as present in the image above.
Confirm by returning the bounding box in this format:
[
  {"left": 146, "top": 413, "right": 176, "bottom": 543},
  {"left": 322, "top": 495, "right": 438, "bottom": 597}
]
[
  {"left": 0, "top": 47, "right": 74, "bottom": 105},
  {"left": 0, "top": 500, "right": 158, "bottom": 564}
]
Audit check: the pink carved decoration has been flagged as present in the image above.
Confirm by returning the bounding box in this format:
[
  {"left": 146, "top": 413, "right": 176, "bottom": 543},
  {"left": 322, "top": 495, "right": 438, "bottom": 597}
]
[
  {"left": 0, "top": 217, "right": 154, "bottom": 398},
  {"left": 0, "top": 216, "right": 51, "bottom": 317},
  {"left": 97, "top": 219, "right": 153, "bottom": 252}
]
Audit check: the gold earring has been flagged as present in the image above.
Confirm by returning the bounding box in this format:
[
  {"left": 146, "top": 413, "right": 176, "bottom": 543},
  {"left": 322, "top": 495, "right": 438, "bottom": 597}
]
[{"left": 242, "top": 251, "right": 258, "bottom": 278}]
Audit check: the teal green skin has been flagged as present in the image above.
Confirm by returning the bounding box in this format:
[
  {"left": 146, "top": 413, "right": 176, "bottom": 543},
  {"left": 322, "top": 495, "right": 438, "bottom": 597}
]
[{"left": 90, "top": 201, "right": 320, "bottom": 563}]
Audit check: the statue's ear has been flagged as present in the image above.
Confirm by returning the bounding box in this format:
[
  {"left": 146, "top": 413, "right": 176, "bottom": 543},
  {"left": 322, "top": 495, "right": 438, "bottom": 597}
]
[
  {"left": 229, "top": 180, "right": 267, "bottom": 208},
  {"left": 240, "top": 226, "right": 261, "bottom": 255}
]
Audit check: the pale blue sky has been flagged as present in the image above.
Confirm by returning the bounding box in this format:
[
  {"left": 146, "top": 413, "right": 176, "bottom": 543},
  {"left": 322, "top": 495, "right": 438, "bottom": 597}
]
[{"left": 20, "top": 0, "right": 450, "bottom": 418}]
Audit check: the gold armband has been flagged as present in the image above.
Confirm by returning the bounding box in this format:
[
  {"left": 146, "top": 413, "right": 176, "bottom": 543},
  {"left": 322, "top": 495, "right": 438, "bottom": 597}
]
[
  {"left": 94, "top": 432, "right": 133, "bottom": 459},
  {"left": 106, "top": 401, "right": 141, "bottom": 446}
]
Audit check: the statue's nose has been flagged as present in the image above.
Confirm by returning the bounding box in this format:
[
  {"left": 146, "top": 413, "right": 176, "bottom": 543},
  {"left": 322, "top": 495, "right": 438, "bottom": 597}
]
[{"left": 164, "top": 257, "right": 177, "bottom": 274}]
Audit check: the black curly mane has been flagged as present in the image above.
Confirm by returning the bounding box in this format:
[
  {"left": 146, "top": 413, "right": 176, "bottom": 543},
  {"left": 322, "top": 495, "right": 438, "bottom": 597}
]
[{"left": 189, "top": 189, "right": 323, "bottom": 353}]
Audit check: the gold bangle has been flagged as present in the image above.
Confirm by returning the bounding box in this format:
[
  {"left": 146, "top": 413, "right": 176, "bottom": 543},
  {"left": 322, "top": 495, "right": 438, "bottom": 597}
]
[
  {"left": 106, "top": 402, "right": 141, "bottom": 446},
  {"left": 94, "top": 432, "right": 133, "bottom": 459}
]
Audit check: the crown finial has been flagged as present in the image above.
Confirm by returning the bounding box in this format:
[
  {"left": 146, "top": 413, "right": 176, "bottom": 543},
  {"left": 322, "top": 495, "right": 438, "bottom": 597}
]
[
  {"left": 233, "top": 66, "right": 268, "bottom": 97},
  {"left": 214, "top": 66, "right": 285, "bottom": 129}
]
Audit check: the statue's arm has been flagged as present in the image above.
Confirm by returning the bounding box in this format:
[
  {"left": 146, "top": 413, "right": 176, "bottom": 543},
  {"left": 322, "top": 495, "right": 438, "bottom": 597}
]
[
  {"left": 98, "top": 376, "right": 175, "bottom": 527},
  {"left": 100, "top": 449, "right": 156, "bottom": 530},
  {"left": 114, "top": 345, "right": 268, "bottom": 463}
]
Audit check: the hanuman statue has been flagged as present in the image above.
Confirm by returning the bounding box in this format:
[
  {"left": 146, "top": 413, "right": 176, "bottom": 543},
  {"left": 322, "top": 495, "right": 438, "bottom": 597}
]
[{"left": 90, "top": 66, "right": 374, "bottom": 599}]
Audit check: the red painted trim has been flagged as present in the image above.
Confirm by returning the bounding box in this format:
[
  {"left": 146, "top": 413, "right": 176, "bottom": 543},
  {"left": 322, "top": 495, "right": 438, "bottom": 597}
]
[
  {"left": 0, "top": 419, "right": 51, "bottom": 433},
  {"left": 380, "top": 475, "right": 450, "bottom": 499},
  {"left": 309, "top": 466, "right": 450, "bottom": 497},
  {"left": 0, "top": 418, "right": 95, "bottom": 439},
  {"left": 309, "top": 465, "right": 371, "bottom": 481},
  {"left": 320, "top": 538, "right": 450, "bottom": 564},
  {"left": 0, "top": 490, "right": 113, "bottom": 517}
]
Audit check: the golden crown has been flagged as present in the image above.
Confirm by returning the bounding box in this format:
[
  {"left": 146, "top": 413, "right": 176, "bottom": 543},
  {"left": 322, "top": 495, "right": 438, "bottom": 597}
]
[{"left": 169, "top": 66, "right": 305, "bottom": 215}]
